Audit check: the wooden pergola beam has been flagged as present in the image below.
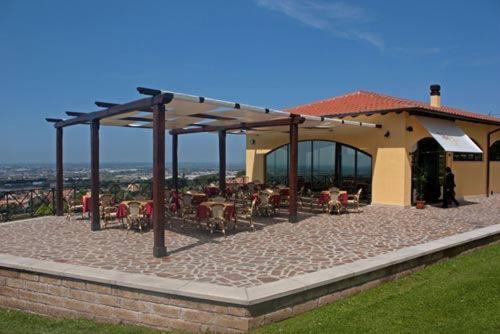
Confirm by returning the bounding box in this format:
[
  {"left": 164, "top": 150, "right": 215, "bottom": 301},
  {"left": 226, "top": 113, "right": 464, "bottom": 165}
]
[
  {"left": 170, "top": 116, "right": 306, "bottom": 135},
  {"left": 65, "top": 111, "right": 87, "bottom": 117},
  {"left": 95, "top": 101, "right": 118, "bottom": 108},
  {"left": 54, "top": 93, "right": 174, "bottom": 128}
]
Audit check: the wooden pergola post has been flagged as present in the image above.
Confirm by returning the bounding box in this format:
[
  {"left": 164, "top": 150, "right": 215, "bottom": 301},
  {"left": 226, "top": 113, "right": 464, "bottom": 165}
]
[
  {"left": 172, "top": 133, "right": 179, "bottom": 192},
  {"left": 289, "top": 115, "right": 299, "bottom": 222},
  {"left": 218, "top": 130, "right": 227, "bottom": 194},
  {"left": 90, "top": 119, "right": 101, "bottom": 231},
  {"left": 152, "top": 104, "right": 167, "bottom": 258},
  {"left": 55, "top": 127, "right": 64, "bottom": 216}
]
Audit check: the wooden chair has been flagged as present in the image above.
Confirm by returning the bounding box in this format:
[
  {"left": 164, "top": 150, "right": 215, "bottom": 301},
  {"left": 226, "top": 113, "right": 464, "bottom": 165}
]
[
  {"left": 348, "top": 188, "right": 363, "bottom": 212},
  {"left": 209, "top": 203, "right": 227, "bottom": 237},
  {"left": 126, "top": 201, "right": 145, "bottom": 232},
  {"left": 257, "top": 192, "right": 273, "bottom": 216},
  {"left": 100, "top": 194, "right": 118, "bottom": 228},
  {"left": 241, "top": 198, "right": 257, "bottom": 231},
  {"left": 179, "top": 195, "right": 195, "bottom": 226}
]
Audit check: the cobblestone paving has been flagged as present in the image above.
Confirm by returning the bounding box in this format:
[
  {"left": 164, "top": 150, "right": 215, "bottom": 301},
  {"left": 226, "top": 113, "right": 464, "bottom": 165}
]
[{"left": 0, "top": 196, "right": 499, "bottom": 287}]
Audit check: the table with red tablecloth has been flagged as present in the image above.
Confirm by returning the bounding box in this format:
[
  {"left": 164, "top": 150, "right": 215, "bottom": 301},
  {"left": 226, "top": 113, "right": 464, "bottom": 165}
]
[
  {"left": 116, "top": 201, "right": 154, "bottom": 219},
  {"left": 199, "top": 201, "right": 236, "bottom": 221},
  {"left": 82, "top": 195, "right": 92, "bottom": 214}
]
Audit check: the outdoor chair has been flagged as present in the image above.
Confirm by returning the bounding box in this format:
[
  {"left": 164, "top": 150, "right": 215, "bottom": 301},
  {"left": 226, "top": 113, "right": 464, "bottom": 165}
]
[
  {"left": 100, "top": 194, "right": 118, "bottom": 228},
  {"left": 209, "top": 203, "right": 228, "bottom": 237},
  {"left": 239, "top": 198, "right": 257, "bottom": 231},
  {"left": 298, "top": 186, "right": 313, "bottom": 211},
  {"left": 347, "top": 188, "right": 363, "bottom": 212},
  {"left": 337, "top": 192, "right": 349, "bottom": 214},
  {"left": 126, "top": 201, "right": 146, "bottom": 233},
  {"left": 257, "top": 192, "right": 275, "bottom": 216},
  {"left": 179, "top": 195, "right": 195, "bottom": 226}
]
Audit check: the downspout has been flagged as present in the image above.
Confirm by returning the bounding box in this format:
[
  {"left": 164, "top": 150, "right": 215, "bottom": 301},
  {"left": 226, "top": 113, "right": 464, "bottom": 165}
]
[{"left": 486, "top": 127, "right": 500, "bottom": 197}]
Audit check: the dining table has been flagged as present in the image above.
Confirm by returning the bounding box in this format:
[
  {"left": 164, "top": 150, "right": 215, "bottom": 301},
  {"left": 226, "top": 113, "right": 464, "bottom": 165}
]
[
  {"left": 116, "top": 200, "right": 154, "bottom": 219},
  {"left": 198, "top": 201, "right": 236, "bottom": 221}
]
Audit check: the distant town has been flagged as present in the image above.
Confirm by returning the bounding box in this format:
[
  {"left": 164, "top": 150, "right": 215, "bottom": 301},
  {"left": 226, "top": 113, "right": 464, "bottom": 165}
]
[{"left": 0, "top": 162, "right": 245, "bottom": 191}]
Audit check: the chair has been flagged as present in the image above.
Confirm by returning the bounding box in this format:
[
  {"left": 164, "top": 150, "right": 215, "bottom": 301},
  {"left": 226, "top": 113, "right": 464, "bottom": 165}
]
[
  {"left": 347, "top": 188, "right": 363, "bottom": 212},
  {"left": 100, "top": 194, "right": 118, "bottom": 228},
  {"left": 239, "top": 198, "right": 257, "bottom": 231},
  {"left": 126, "top": 201, "right": 145, "bottom": 232},
  {"left": 209, "top": 203, "right": 228, "bottom": 237},
  {"left": 179, "top": 195, "right": 195, "bottom": 226},
  {"left": 257, "top": 192, "right": 273, "bottom": 216}
]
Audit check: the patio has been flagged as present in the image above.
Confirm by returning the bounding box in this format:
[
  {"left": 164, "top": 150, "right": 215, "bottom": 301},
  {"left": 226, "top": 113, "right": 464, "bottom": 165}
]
[{"left": 1, "top": 195, "right": 498, "bottom": 288}]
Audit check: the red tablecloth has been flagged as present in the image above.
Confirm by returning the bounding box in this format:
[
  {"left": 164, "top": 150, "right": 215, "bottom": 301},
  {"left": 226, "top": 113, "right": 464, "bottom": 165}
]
[
  {"left": 116, "top": 203, "right": 128, "bottom": 219},
  {"left": 318, "top": 191, "right": 331, "bottom": 205},
  {"left": 196, "top": 204, "right": 212, "bottom": 220},
  {"left": 142, "top": 201, "right": 153, "bottom": 218},
  {"left": 82, "top": 196, "right": 92, "bottom": 213},
  {"left": 338, "top": 193, "right": 348, "bottom": 206}
]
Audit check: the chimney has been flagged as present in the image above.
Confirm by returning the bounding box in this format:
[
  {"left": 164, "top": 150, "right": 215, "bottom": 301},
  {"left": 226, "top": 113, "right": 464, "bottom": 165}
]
[{"left": 430, "top": 84, "right": 441, "bottom": 107}]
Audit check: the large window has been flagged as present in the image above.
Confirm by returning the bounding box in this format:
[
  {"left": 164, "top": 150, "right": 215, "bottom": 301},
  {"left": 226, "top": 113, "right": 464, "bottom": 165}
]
[
  {"left": 265, "top": 140, "right": 372, "bottom": 199},
  {"left": 490, "top": 140, "right": 500, "bottom": 161}
]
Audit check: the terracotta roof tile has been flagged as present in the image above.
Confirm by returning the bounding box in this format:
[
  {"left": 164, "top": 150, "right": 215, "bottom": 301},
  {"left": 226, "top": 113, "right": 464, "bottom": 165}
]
[{"left": 286, "top": 90, "right": 500, "bottom": 124}]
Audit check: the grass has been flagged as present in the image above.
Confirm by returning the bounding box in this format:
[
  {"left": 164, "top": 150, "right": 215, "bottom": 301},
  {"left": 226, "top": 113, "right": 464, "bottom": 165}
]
[
  {"left": 1, "top": 243, "right": 499, "bottom": 334},
  {"left": 254, "top": 242, "right": 500, "bottom": 334}
]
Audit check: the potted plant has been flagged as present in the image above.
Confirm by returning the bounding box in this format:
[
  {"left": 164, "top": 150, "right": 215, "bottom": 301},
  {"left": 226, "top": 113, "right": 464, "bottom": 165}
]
[{"left": 415, "top": 168, "right": 427, "bottom": 209}]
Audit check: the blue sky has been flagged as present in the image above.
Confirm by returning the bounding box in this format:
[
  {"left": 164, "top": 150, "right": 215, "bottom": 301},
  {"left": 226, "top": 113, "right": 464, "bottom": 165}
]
[{"left": 0, "top": 0, "right": 499, "bottom": 164}]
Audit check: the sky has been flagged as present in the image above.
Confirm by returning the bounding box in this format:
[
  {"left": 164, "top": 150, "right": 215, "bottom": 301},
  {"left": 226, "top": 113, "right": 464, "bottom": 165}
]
[{"left": 0, "top": 0, "right": 499, "bottom": 164}]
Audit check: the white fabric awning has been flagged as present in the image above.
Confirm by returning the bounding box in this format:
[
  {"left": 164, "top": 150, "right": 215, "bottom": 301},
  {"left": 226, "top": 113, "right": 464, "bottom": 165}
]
[
  {"left": 416, "top": 116, "right": 482, "bottom": 153},
  {"left": 99, "top": 89, "right": 381, "bottom": 131}
]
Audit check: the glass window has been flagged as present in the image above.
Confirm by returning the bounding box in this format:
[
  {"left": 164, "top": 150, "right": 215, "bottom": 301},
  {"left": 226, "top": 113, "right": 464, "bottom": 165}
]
[
  {"left": 357, "top": 151, "right": 371, "bottom": 182},
  {"left": 313, "top": 141, "right": 335, "bottom": 190},
  {"left": 298, "top": 141, "right": 312, "bottom": 187},
  {"left": 491, "top": 141, "right": 500, "bottom": 161},
  {"left": 266, "top": 144, "right": 288, "bottom": 185},
  {"left": 265, "top": 140, "right": 372, "bottom": 201},
  {"left": 453, "top": 139, "right": 483, "bottom": 161},
  {"left": 340, "top": 146, "right": 356, "bottom": 179}
]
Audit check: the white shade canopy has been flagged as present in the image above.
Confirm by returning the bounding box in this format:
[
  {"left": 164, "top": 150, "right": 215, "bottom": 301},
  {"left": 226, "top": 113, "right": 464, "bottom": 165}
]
[
  {"left": 98, "top": 89, "right": 381, "bottom": 132},
  {"left": 417, "top": 116, "right": 482, "bottom": 153}
]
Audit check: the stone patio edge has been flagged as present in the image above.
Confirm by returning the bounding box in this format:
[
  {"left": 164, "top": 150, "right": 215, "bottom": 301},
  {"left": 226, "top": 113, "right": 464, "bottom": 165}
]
[{"left": 1, "top": 223, "right": 499, "bottom": 306}]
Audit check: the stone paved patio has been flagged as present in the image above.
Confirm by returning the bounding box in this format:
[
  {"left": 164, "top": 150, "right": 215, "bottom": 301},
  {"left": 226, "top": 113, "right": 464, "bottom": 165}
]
[{"left": 0, "top": 195, "right": 498, "bottom": 288}]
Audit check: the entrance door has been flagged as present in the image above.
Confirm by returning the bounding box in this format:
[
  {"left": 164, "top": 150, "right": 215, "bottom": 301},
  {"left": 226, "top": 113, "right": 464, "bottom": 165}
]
[{"left": 412, "top": 138, "right": 445, "bottom": 203}]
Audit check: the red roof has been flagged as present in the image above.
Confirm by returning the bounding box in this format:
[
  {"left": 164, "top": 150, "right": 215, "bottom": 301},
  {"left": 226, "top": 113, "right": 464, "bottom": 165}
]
[{"left": 286, "top": 90, "right": 500, "bottom": 124}]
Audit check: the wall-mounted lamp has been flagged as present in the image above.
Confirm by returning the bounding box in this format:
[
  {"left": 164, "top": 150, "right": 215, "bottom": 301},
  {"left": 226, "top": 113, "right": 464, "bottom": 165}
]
[
  {"left": 384, "top": 131, "right": 390, "bottom": 138},
  {"left": 406, "top": 126, "right": 413, "bottom": 132}
]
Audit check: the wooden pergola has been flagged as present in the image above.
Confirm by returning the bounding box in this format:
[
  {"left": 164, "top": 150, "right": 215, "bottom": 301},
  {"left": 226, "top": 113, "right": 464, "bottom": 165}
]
[{"left": 46, "top": 87, "right": 381, "bottom": 257}]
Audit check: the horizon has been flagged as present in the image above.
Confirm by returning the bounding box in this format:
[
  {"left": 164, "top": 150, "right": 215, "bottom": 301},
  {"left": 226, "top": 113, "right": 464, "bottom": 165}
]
[{"left": 1, "top": 1, "right": 499, "bottom": 164}]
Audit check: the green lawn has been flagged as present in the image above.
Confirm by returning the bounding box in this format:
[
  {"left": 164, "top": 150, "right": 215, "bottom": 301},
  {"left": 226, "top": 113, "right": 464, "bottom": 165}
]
[{"left": 1, "top": 243, "right": 499, "bottom": 334}]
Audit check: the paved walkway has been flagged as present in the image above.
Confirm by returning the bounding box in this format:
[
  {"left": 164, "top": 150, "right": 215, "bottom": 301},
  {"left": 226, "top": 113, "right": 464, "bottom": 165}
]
[{"left": 0, "top": 196, "right": 498, "bottom": 287}]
